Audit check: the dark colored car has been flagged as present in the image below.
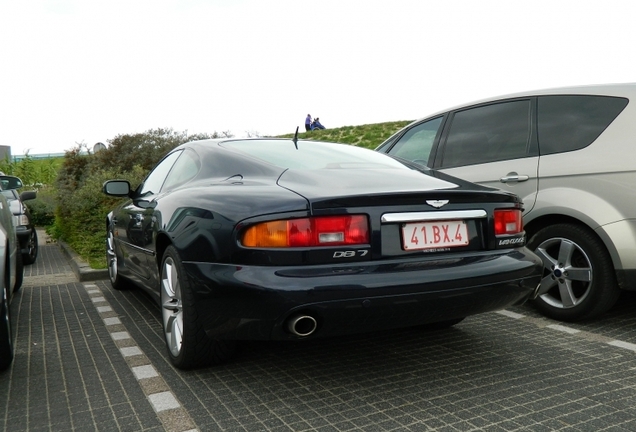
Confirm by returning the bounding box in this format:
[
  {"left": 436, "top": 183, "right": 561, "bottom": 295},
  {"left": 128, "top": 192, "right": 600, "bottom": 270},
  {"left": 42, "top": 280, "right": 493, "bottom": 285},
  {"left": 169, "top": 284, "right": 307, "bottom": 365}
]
[
  {"left": 103, "top": 138, "right": 542, "bottom": 369},
  {"left": 0, "top": 191, "right": 24, "bottom": 372},
  {"left": 0, "top": 175, "right": 38, "bottom": 265}
]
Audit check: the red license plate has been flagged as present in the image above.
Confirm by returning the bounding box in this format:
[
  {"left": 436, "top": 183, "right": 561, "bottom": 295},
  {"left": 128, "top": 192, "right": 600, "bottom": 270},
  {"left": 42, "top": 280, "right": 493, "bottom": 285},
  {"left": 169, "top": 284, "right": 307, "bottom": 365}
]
[{"left": 401, "top": 220, "right": 469, "bottom": 250}]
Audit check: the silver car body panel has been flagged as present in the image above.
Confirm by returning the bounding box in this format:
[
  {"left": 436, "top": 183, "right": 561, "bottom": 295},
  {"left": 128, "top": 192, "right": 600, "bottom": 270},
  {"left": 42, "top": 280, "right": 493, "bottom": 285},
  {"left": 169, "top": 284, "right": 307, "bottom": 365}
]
[{"left": 384, "top": 83, "right": 636, "bottom": 285}]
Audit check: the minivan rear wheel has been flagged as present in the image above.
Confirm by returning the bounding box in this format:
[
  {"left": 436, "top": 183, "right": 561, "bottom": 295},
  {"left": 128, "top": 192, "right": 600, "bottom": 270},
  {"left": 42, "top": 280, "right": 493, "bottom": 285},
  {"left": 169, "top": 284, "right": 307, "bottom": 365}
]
[{"left": 528, "top": 223, "right": 620, "bottom": 321}]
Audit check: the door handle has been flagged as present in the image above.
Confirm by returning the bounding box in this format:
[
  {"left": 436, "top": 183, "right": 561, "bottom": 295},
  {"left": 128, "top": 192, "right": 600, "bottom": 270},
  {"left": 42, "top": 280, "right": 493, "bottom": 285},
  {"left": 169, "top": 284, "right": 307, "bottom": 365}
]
[{"left": 500, "top": 174, "right": 529, "bottom": 183}]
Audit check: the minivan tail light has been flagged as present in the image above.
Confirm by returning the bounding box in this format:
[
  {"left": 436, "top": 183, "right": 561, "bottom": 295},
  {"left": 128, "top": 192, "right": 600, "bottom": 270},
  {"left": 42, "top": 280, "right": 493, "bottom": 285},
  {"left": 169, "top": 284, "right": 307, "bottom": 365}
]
[
  {"left": 494, "top": 209, "right": 523, "bottom": 235},
  {"left": 241, "top": 215, "right": 369, "bottom": 248}
]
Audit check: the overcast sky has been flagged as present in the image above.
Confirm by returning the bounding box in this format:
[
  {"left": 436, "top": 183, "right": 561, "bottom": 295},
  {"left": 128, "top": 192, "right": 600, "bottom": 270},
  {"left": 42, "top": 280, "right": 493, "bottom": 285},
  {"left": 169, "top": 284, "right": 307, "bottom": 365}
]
[{"left": 1, "top": 0, "right": 634, "bottom": 156}]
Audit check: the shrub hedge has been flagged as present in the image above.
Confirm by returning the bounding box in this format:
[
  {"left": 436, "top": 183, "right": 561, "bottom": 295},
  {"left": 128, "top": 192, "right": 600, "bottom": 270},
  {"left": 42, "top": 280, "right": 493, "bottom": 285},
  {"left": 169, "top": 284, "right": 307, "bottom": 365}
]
[{"left": 54, "top": 128, "right": 223, "bottom": 268}]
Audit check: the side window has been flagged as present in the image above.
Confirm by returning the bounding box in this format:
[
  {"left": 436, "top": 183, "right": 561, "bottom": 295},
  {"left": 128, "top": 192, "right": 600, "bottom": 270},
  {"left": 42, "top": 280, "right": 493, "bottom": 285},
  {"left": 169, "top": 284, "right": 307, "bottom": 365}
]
[
  {"left": 538, "top": 95, "right": 628, "bottom": 155},
  {"left": 386, "top": 117, "right": 443, "bottom": 166},
  {"left": 138, "top": 150, "right": 182, "bottom": 197},
  {"left": 441, "top": 100, "right": 531, "bottom": 168},
  {"left": 162, "top": 149, "right": 200, "bottom": 191}
]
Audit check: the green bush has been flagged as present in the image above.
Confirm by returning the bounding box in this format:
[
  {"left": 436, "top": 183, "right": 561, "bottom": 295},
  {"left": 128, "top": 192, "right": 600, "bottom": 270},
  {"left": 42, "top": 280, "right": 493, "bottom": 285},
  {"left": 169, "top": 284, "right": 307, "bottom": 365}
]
[
  {"left": 26, "top": 185, "right": 57, "bottom": 227},
  {"left": 54, "top": 128, "right": 224, "bottom": 267},
  {"left": 55, "top": 166, "right": 147, "bottom": 268}
]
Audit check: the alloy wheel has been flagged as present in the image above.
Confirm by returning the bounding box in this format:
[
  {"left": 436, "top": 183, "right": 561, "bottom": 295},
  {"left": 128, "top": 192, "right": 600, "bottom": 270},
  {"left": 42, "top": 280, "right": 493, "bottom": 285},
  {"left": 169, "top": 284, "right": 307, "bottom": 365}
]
[
  {"left": 106, "top": 231, "right": 118, "bottom": 283},
  {"left": 161, "top": 256, "right": 183, "bottom": 357},
  {"left": 534, "top": 236, "right": 593, "bottom": 309}
]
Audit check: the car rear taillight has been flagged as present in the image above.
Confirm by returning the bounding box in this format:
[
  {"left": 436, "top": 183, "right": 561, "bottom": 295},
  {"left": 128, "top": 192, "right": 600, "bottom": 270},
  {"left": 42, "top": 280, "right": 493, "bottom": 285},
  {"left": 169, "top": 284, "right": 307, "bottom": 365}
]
[
  {"left": 494, "top": 209, "right": 523, "bottom": 235},
  {"left": 241, "top": 215, "right": 369, "bottom": 247}
]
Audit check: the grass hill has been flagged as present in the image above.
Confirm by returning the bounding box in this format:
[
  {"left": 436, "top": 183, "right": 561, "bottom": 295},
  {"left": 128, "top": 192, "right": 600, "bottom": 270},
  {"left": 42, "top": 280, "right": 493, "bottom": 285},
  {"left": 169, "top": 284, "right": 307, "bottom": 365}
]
[{"left": 276, "top": 120, "right": 413, "bottom": 150}]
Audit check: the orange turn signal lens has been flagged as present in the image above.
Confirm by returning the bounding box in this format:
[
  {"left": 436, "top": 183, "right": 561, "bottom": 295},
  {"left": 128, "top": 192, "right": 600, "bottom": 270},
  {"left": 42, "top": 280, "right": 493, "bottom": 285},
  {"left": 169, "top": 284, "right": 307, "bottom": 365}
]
[{"left": 241, "top": 215, "right": 369, "bottom": 248}]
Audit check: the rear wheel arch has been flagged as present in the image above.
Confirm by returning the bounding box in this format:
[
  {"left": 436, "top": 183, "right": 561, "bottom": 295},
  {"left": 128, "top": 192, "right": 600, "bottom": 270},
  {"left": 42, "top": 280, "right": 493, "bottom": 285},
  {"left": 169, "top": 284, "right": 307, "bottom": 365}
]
[
  {"left": 525, "top": 214, "right": 618, "bottom": 269},
  {"left": 525, "top": 214, "right": 586, "bottom": 239},
  {"left": 154, "top": 232, "right": 173, "bottom": 274}
]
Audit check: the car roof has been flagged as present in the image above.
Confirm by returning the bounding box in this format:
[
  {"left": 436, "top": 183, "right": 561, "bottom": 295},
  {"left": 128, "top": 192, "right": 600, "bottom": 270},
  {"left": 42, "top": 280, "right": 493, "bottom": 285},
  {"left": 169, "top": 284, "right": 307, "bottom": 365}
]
[{"left": 418, "top": 82, "right": 636, "bottom": 120}]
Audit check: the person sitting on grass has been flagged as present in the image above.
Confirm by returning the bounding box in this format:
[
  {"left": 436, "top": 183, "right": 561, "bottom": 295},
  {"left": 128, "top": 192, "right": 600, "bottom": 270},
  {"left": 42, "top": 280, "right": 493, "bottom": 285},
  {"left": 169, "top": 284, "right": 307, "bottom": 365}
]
[{"left": 311, "top": 117, "right": 326, "bottom": 130}]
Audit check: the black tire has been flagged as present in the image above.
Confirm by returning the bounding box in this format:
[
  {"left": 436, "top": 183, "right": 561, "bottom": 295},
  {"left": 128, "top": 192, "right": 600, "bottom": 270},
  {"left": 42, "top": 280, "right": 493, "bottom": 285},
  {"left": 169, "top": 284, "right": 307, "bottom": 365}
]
[
  {"left": 0, "top": 280, "right": 14, "bottom": 372},
  {"left": 161, "top": 245, "right": 235, "bottom": 369},
  {"left": 22, "top": 229, "right": 38, "bottom": 265},
  {"left": 13, "top": 249, "right": 23, "bottom": 293},
  {"left": 106, "top": 228, "right": 130, "bottom": 291},
  {"left": 528, "top": 223, "right": 620, "bottom": 321},
  {"left": 420, "top": 317, "right": 465, "bottom": 330}
]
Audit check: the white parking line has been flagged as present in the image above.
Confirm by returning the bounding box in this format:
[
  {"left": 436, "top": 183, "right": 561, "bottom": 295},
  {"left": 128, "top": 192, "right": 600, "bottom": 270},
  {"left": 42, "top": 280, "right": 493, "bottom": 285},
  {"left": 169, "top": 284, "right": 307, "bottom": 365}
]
[
  {"left": 132, "top": 365, "right": 159, "bottom": 380},
  {"left": 148, "top": 392, "right": 181, "bottom": 412},
  {"left": 120, "top": 346, "right": 143, "bottom": 357},
  {"left": 110, "top": 331, "right": 131, "bottom": 341},
  {"left": 495, "top": 310, "right": 525, "bottom": 319},
  {"left": 82, "top": 283, "right": 199, "bottom": 432},
  {"left": 547, "top": 324, "right": 580, "bottom": 334},
  {"left": 103, "top": 317, "right": 122, "bottom": 326},
  {"left": 608, "top": 340, "right": 636, "bottom": 352},
  {"left": 498, "top": 308, "right": 636, "bottom": 355}
]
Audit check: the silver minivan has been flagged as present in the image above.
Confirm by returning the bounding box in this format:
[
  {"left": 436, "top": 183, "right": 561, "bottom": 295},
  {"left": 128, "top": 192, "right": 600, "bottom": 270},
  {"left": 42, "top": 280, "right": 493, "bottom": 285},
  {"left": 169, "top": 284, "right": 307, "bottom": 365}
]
[{"left": 377, "top": 83, "right": 636, "bottom": 321}]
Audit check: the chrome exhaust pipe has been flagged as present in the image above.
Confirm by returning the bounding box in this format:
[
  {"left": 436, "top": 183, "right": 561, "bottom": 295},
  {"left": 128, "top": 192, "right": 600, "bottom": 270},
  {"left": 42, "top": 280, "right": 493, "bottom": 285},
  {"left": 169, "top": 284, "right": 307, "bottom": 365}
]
[{"left": 286, "top": 315, "right": 318, "bottom": 337}]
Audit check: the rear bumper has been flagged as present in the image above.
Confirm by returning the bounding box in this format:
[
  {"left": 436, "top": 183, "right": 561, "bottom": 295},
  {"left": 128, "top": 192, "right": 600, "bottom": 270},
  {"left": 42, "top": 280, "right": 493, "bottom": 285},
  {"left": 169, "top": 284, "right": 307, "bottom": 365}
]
[
  {"left": 597, "top": 219, "right": 636, "bottom": 287},
  {"left": 182, "top": 248, "right": 542, "bottom": 341}
]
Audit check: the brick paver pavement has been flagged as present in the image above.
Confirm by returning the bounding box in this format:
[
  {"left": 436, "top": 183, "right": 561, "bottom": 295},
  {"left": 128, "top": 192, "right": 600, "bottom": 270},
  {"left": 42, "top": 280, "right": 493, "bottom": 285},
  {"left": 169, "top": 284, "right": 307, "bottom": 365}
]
[{"left": 4, "top": 230, "right": 636, "bottom": 431}]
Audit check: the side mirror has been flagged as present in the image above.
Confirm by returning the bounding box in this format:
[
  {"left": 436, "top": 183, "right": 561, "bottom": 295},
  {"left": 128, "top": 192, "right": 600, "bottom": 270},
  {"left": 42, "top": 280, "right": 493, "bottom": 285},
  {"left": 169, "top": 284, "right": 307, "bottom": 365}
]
[
  {"left": 20, "top": 191, "right": 36, "bottom": 201},
  {"left": 103, "top": 180, "right": 131, "bottom": 197}
]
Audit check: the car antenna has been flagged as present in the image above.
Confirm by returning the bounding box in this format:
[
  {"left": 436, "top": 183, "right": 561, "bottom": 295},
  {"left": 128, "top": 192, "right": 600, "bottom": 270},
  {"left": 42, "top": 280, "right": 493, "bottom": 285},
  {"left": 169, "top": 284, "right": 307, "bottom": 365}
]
[{"left": 292, "top": 126, "right": 299, "bottom": 150}]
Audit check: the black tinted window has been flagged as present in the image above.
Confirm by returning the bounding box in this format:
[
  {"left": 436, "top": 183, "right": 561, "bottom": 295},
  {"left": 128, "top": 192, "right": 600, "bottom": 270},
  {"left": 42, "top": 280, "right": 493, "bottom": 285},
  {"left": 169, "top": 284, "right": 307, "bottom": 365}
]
[
  {"left": 138, "top": 150, "right": 182, "bottom": 196},
  {"left": 538, "top": 95, "right": 628, "bottom": 155},
  {"left": 387, "top": 117, "right": 443, "bottom": 166},
  {"left": 163, "top": 149, "right": 200, "bottom": 191},
  {"left": 441, "top": 100, "right": 531, "bottom": 168}
]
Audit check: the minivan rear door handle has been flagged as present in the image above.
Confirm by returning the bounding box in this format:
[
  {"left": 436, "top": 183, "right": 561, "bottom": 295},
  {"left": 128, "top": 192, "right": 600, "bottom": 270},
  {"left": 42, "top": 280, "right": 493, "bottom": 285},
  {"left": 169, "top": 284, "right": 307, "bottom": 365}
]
[{"left": 500, "top": 173, "right": 529, "bottom": 183}]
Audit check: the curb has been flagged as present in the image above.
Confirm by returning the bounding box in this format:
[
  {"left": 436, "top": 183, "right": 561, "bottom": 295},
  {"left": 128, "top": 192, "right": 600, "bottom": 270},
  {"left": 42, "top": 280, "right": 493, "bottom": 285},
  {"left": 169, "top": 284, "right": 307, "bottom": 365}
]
[{"left": 58, "top": 240, "right": 109, "bottom": 282}]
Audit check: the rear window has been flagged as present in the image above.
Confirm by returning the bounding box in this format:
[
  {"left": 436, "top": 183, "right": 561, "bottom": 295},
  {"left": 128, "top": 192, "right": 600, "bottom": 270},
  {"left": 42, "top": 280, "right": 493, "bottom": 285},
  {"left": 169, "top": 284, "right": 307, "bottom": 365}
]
[
  {"left": 537, "top": 95, "right": 628, "bottom": 155},
  {"left": 222, "top": 140, "right": 408, "bottom": 170}
]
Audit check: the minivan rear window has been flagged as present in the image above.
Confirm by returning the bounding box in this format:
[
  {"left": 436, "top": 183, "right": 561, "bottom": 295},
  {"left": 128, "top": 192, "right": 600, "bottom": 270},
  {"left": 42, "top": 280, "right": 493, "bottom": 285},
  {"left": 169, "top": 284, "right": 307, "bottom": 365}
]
[{"left": 538, "top": 95, "right": 628, "bottom": 155}]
